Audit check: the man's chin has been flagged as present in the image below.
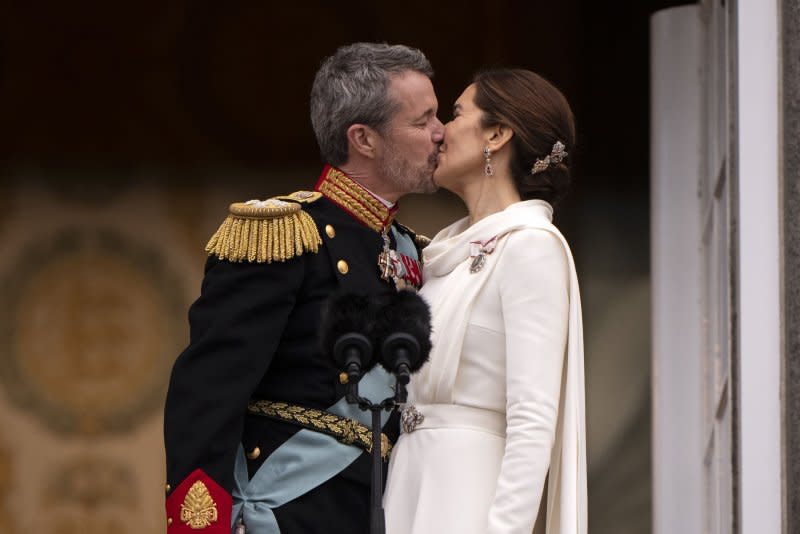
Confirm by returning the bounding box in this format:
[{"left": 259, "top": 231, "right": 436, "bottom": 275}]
[
  {"left": 418, "top": 175, "right": 439, "bottom": 194},
  {"left": 424, "top": 164, "right": 441, "bottom": 193}
]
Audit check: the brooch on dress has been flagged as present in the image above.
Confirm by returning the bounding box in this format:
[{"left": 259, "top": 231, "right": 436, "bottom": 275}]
[
  {"left": 468, "top": 235, "right": 498, "bottom": 274},
  {"left": 400, "top": 404, "right": 425, "bottom": 433}
]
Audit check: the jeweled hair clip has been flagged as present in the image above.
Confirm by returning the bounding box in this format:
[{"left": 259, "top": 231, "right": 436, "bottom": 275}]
[{"left": 531, "top": 141, "right": 568, "bottom": 175}]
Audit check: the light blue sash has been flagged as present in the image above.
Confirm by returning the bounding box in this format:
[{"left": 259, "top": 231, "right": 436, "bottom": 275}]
[
  {"left": 391, "top": 227, "right": 418, "bottom": 260},
  {"left": 231, "top": 366, "right": 395, "bottom": 533}
]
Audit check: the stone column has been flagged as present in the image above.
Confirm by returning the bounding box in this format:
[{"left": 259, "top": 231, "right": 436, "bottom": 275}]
[{"left": 649, "top": 7, "right": 704, "bottom": 534}]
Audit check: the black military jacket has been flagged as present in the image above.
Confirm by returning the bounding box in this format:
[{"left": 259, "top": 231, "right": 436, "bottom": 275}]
[{"left": 164, "top": 166, "right": 423, "bottom": 534}]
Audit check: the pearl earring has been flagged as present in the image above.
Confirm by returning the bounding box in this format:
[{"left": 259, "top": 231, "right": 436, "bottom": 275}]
[{"left": 483, "top": 146, "right": 493, "bottom": 176}]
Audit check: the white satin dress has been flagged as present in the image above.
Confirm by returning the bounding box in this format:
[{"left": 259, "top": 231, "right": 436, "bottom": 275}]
[{"left": 383, "top": 200, "right": 587, "bottom": 534}]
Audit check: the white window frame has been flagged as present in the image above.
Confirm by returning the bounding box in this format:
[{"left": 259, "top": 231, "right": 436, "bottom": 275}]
[
  {"left": 699, "top": 2, "right": 735, "bottom": 533},
  {"left": 736, "top": 0, "right": 783, "bottom": 532},
  {"left": 651, "top": 1, "right": 785, "bottom": 531}
]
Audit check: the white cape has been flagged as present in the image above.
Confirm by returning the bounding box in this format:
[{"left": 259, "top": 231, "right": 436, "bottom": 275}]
[{"left": 414, "top": 200, "right": 587, "bottom": 534}]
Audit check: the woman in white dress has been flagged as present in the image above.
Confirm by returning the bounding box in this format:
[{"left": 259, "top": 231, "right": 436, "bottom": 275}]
[{"left": 384, "top": 69, "right": 586, "bottom": 534}]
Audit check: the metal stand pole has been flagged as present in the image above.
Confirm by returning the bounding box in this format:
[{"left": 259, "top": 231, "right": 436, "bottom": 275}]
[{"left": 346, "top": 378, "right": 408, "bottom": 534}]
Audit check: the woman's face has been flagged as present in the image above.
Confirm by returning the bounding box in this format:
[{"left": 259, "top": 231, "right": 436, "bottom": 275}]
[{"left": 433, "top": 84, "right": 488, "bottom": 191}]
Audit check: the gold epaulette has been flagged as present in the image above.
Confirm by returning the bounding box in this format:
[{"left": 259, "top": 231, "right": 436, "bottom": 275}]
[{"left": 205, "top": 192, "right": 322, "bottom": 263}]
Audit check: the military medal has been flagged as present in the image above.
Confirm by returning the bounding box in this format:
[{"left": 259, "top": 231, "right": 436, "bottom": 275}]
[
  {"left": 378, "top": 227, "right": 422, "bottom": 290},
  {"left": 469, "top": 235, "right": 498, "bottom": 274},
  {"left": 470, "top": 254, "right": 486, "bottom": 274},
  {"left": 378, "top": 228, "right": 398, "bottom": 282}
]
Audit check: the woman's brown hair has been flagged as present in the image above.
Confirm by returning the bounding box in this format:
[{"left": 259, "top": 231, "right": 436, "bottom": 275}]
[{"left": 473, "top": 69, "right": 576, "bottom": 205}]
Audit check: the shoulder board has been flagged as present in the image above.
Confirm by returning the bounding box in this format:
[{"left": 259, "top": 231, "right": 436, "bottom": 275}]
[
  {"left": 274, "top": 190, "right": 323, "bottom": 204},
  {"left": 205, "top": 197, "right": 322, "bottom": 263},
  {"left": 414, "top": 234, "right": 432, "bottom": 248},
  {"left": 394, "top": 222, "right": 416, "bottom": 237}
]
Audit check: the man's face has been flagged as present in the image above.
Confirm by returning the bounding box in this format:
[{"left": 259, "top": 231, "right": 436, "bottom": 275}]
[{"left": 376, "top": 71, "right": 445, "bottom": 195}]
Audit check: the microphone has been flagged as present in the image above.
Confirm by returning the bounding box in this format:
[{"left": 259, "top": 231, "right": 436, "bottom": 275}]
[
  {"left": 372, "top": 290, "right": 432, "bottom": 385},
  {"left": 320, "top": 292, "right": 378, "bottom": 382},
  {"left": 323, "top": 290, "right": 431, "bottom": 534},
  {"left": 334, "top": 333, "right": 371, "bottom": 384}
]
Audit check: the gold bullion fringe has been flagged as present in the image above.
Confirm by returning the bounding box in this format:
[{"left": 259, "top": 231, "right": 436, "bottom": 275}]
[
  {"left": 205, "top": 211, "right": 322, "bottom": 263},
  {"left": 247, "top": 400, "right": 391, "bottom": 459}
]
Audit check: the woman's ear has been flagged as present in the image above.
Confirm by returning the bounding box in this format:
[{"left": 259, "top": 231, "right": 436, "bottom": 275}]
[
  {"left": 486, "top": 124, "right": 514, "bottom": 153},
  {"left": 346, "top": 124, "right": 379, "bottom": 159}
]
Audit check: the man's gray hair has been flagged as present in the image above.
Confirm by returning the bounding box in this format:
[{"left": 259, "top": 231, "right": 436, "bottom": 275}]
[{"left": 310, "top": 42, "right": 434, "bottom": 166}]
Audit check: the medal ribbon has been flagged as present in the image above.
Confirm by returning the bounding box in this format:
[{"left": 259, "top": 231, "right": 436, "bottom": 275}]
[{"left": 469, "top": 235, "right": 498, "bottom": 258}]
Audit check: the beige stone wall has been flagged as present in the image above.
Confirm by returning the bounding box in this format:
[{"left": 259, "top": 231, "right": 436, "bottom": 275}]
[
  {"left": 0, "top": 177, "right": 203, "bottom": 532},
  {"left": 0, "top": 172, "right": 465, "bottom": 531}
]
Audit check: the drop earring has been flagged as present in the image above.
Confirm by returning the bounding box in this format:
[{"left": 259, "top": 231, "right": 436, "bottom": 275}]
[{"left": 483, "top": 146, "right": 493, "bottom": 176}]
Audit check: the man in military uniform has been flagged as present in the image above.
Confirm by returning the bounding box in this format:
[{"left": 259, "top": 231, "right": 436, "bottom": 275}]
[{"left": 163, "top": 43, "right": 443, "bottom": 533}]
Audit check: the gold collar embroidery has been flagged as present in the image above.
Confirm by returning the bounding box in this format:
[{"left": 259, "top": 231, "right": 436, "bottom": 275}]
[{"left": 315, "top": 165, "right": 397, "bottom": 233}]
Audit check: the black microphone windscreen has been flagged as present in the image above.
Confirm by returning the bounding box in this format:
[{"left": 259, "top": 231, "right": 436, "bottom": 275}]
[
  {"left": 319, "top": 292, "right": 380, "bottom": 368},
  {"left": 373, "top": 290, "right": 432, "bottom": 371}
]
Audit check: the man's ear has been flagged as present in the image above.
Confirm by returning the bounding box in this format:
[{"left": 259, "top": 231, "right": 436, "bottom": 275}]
[
  {"left": 347, "top": 124, "right": 380, "bottom": 159},
  {"left": 486, "top": 124, "right": 514, "bottom": 153}
]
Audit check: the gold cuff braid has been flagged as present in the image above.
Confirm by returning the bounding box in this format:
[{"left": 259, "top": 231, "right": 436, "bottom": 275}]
[{"left": 247, "top": 400, "right": 391, "bottom": 459}]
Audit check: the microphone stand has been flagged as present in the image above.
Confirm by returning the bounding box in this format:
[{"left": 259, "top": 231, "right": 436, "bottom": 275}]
[{"left": 346, "top": 377, "right": 407, "bottom": 534}]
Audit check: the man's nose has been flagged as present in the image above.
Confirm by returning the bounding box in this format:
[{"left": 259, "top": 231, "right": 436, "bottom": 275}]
[{"left": 432, "top": 117, "right": 445, "bottom": 143}]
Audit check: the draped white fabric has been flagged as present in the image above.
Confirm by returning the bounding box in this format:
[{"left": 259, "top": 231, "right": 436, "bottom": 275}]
[{"left": 384, "top": 200, "right": 587, "bottom": 534}]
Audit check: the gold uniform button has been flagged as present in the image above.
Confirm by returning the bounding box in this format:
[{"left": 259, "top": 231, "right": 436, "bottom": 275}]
[
  {"left": 167, "top": 517, "right": 173, "bottom": 526},
  {"left": 325, "top": 224, "right": 336, "bottom": 238},
  {"left": 339, "top": 372, "right": 349, "bottom": 385},
  {"left": 246, "top": 446, "right": 261, "bottom": 460},
  {"left": 165, "top": 483, "right": 171, "bottom": 493},
  {"left": 337, "top": 260, "right": 349, "bottom": 274}
]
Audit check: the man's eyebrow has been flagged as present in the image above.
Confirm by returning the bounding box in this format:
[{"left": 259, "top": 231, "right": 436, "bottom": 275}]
[{"left": 414, "top": 108, "right": 435, "bottom": 121}]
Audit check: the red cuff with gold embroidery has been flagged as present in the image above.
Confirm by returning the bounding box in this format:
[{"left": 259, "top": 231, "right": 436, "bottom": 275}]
[{"left": 166, "top": 469, "right": 232, "bottom": 533}]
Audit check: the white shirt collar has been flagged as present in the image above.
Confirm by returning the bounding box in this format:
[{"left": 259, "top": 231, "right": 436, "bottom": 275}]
[{"left": 360, "top": 183, "right": 396, "bottom": 209}]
